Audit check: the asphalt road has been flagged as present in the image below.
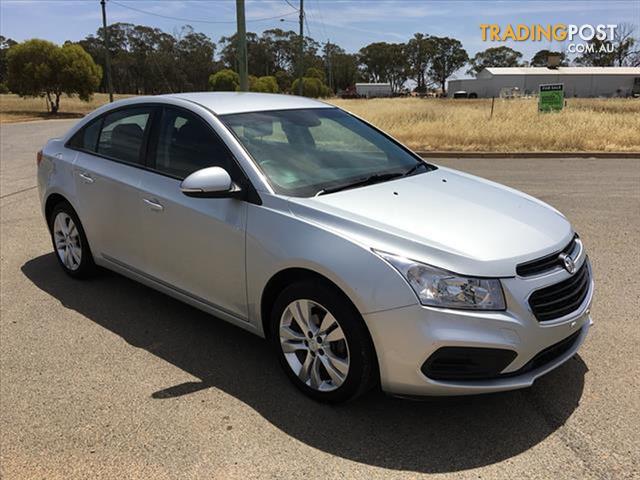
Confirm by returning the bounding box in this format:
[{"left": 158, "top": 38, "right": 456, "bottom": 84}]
[{"left": 1, "top": 120, "right": 639, "bottom": 479}]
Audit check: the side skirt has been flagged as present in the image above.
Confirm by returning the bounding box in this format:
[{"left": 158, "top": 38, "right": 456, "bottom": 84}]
[{"left": 98, "top": 254, "right": 262, "bottom": 337}]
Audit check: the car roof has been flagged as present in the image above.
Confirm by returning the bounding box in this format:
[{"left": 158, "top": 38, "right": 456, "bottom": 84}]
[{"left": 163, "top": 92, "right": 334, "bottom": 115}]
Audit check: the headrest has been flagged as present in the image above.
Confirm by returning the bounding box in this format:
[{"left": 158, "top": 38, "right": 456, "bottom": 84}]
[
  {"left": 244, "top": 121, "right": 273, "bottom": 139},
  {"left": 175, "top": 122, "right": 201, "bottom": 145},
  {"left": 112, "top": 123, "right": 143, "bottom": 141}
]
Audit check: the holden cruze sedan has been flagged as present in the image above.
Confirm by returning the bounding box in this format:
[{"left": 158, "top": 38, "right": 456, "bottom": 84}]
[{"left": 37, "top": 93, "right": 593, "bottom": 402}]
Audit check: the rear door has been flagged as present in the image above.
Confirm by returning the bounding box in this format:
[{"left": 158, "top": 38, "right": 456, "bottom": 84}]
[
  {"left": 137, "top": 106, "right": 248, "bottom": 319},
  {"left": 72, "top": 106, "right": 155, "bottom": 270}
]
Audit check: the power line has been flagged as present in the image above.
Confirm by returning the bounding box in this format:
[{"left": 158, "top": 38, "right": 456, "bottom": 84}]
[
  {"left": 304, "top": 14, "right": 312, "bottom": 38},
  {"left": 109, "top": 0, "right": 298, "bottom": 25},
  {"left": 313, "top": 0, "right": 329, "bottom": 41},
  {"left": 282, "top": 0, "right": 298, "bottom": 11}
]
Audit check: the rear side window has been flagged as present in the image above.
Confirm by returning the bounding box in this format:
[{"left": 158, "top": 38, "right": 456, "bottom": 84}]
[
  {"left": 68, "top": 118, "right": 102, "bottom": 152},
  {"left": 97, "top": 108, "right": 152, "bottom": 165},
  {"left": 152, "top": 107, "right": 233, "bottom": 178}
]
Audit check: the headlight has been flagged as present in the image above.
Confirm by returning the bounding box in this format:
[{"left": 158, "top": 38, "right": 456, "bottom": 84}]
[{"left": 375, "top": 251, "right": 506, "bottom": 310}]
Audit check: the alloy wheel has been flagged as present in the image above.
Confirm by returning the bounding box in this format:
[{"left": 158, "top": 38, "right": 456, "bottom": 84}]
[
  {"left": 279, "top": 299, "right": 351, "bottom": 392},
  {"left": 53, "top": 212, "right": 82, "bottom": 271}
]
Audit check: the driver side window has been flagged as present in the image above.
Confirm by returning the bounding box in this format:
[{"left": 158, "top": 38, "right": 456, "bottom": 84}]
[{"left": 153, "top": 107, "right": 232, "bottom": 179}]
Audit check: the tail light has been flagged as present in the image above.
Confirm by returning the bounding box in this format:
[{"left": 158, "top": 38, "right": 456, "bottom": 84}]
[{"left": 36, "top": 150, "right": 43, "bottom": 166}]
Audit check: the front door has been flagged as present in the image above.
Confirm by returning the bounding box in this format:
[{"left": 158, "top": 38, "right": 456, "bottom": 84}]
[{"left": 138, "top": 106, "right": 248, "bottom": 319}]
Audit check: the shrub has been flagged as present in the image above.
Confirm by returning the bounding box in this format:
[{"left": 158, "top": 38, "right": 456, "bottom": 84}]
[
  {"left": 291, "top": 77, "right": 331, "bottom": 98},
  {"left": 251, "top": 76, "right": 279, "bottom": 93},
  {"left": 208, "top": 69, "right": 239, "bottom": 91}
]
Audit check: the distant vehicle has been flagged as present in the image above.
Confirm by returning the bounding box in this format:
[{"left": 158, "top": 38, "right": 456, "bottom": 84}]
[
  {"left": 339, "top": 86, "right": 360, "bottom": 99},
  {"left": 355, "top": 83, "right": 392, "bottom": 98},
  {"left": 37, "top": 92, "right": 593, "bottom": 403},
  {"left": 500, "top": 86, "right": 523, "bottom": 99}
]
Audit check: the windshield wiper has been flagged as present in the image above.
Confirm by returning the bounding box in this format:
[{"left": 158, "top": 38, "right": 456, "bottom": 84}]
[
  {"left": 316, "top": 172, "right": 404, "bottom": 196},
  {"left": 403, "top": 161, "right": 429, "bottom": 177}
]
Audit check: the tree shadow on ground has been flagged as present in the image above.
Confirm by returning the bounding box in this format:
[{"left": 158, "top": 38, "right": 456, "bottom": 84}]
[{"left": 22, "top": 253, "right": 587, "bottom": 474}]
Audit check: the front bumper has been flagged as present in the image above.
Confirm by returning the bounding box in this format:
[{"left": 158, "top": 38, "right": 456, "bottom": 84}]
[{"left": 364, "top": 260, "right": 593, "bottom": 397}]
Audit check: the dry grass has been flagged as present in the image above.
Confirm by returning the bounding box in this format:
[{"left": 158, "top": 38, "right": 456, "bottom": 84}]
[
  {"left": 0, "top": 93, "right": 131, "bottom": 124},
  {"left": 329, "top": 97, "right": 640, "bottom": 152},
  {"left": 1, "top": 93, "right": 638, "bottom": 152}
]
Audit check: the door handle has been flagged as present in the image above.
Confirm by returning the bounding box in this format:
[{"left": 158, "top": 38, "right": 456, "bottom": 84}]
[
  {"left": 142, "top": 198, "right": 164, "bottom": 212},
  {"left": 78, "top": 172, "right": 95, "bottom": 184}
]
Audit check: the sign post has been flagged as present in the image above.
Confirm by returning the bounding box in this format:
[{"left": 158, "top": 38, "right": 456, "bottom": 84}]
[{"left": 539, "top": 83, "right": 564, "bottom": 112}]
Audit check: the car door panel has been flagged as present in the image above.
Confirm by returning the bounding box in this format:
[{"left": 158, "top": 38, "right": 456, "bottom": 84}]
[
  {"left": 71, "top": 106, "right": 154, "bottom": 271},
  {"left": 74, "top": 151, "right": 147, "bottom": 271},
  {"left": 138, "top": 171, "right": 248, "bottom": 319}
]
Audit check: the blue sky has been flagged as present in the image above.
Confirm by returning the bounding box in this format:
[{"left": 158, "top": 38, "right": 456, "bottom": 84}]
[{"left": 2, "top": 0, "right": 639, "bottom": 71}]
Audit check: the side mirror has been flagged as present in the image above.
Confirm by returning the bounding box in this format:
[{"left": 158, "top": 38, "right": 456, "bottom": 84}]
[{"left": 180, "top": 166, "right": 242, "bottom": 198}]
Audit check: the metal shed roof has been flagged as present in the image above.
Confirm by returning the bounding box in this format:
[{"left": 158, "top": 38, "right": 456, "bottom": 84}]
[{"left": 482, "top": 67, "right": 640, "bottom": 76}]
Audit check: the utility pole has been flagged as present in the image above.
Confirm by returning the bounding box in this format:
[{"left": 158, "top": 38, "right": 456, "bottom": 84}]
[
  {"left": 326, "top": 39, "right": 333, "bottom": 94},
  {"left": 100, "top": 0, "right": 114, "bottom": 102},
  {"left": 297, "top": 0, "right": 304, "bottom": 95},
  {"left": 236, "top": 0, "right": 248, "bottom": 92}
]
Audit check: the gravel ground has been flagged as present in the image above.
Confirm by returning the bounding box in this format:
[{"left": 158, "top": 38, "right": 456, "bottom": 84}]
[{"left": 1, "top": 120, "right": 639, "bottom": 479}]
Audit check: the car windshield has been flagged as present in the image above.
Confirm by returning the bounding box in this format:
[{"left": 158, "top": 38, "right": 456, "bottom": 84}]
[{"left": 221, "top": 108, "right": 435, "bottom": 197}]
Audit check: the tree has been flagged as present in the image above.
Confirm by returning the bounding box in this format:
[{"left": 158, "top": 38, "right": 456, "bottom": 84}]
[
  {"left": 175, "top": 26, "right": 217, "bottom": 91},
  {"left": 530, "top": 50, "right": 567, "bottom": 67},
  {"left": 208, "top": 69, "right": 239, "bottom": 91},
  {"left": 322, "top": 42, "right": 359, "bottom": 93},
  {"left": 359, "top": 42, "right": 409, "bottom": 93},
  {"left": 427, "top": 36, "right": 468, "bottom": 94},
  {"left": 612, "top": 23, "right": 638, "bottom": 66},
  {"left": 80, "top": 22, "right": 217, "bottom": 95},
  {"left": 405, "top": 33, "right": 433, "bottom": 92},
  {"left": 575, "top": 26, "right": 639, "bottom": 67},
  {"left": 467, "top": 46, "right": 522, "bottom": 76},
  {"left": 262, "top": 28, "right": 298, "bottom": 72},
  {"left": 385, "top": 43, "right": 409, "bottom": 93},
  {"left": 0, "top": 35, "right": 17, "bottom": 89},
  {"left": 329, "top": 52, "right": 360, "bottom": 93},
  {"left": 7, "top": 39, "right": 101, "bottom": 113},
  {"left": 359, "top": 42, "right": 392, "bottom": 82},
  {"left": 219, "top": 32, "right": 274, "bottom": 77},
  {"left": 575, "top": 38, "right": 616, "bottom": 66},
  {"left": 305, "top": 67, "right": 325, "bottom": 82},
  {"left": 274, "top": 70, "right": 292, "bottom": 92}
]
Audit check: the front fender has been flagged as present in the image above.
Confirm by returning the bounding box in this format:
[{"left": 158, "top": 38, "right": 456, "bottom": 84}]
[{"left": 245, "top": 196, "right": 417, "bottom": 332}]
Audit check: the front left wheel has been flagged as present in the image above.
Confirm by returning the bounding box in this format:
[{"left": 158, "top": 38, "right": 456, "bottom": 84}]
[{"left": 270, "top": 281, "right": 378, "bottom": 403}]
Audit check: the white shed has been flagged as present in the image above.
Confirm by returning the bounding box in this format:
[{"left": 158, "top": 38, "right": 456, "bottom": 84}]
[
  {"left": 355, "top": 83, "right": 393, "bottom": 98},
  {"left": 448, "top": 67, "right": 640, "bottom": 98}
]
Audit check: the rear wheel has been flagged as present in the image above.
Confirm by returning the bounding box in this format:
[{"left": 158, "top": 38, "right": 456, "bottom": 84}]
[
  {"left": 48, "top": 202, "right": 96, "bottom": 278},
  {"left": 270, "top": 281, "right": 377, "bottom": 403}
]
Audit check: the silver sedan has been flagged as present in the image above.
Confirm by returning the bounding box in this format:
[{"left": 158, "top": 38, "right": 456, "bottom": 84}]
[{"left": 37, "top": 93, "right": 593, "bottom": 402}]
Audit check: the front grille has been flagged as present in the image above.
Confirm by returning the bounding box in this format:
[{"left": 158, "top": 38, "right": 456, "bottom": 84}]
[
  {"left": 517, "top": 235, "right": 577, "bottom": 277},
  {"left": 529, "top": 261, "right": 591, "bottom": 322}
]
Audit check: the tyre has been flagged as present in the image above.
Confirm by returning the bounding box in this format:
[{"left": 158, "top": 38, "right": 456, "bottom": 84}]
[
  {"left": 48, "top": 201, "right": 96, "bottom": 278},
  {"left": 270, "top": 281, "right": 377, "bottom": 403}
]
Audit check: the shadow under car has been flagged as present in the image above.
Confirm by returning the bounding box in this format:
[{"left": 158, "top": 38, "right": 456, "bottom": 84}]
[{"left": 22, "top": 253, "right": 587, "bottom": 474}]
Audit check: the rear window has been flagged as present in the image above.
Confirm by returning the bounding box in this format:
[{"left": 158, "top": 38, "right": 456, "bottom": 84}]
[
  {"left": 97, "top": 108, "right": 151, "bottom": 165},
  {"left": 68, "top": 118, "right": 102, "bottom": 152}
]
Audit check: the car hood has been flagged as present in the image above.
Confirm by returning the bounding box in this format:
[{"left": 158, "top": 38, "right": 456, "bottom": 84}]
[{"left": 286, "top": 167, "right": 573, "bottom": 277}]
